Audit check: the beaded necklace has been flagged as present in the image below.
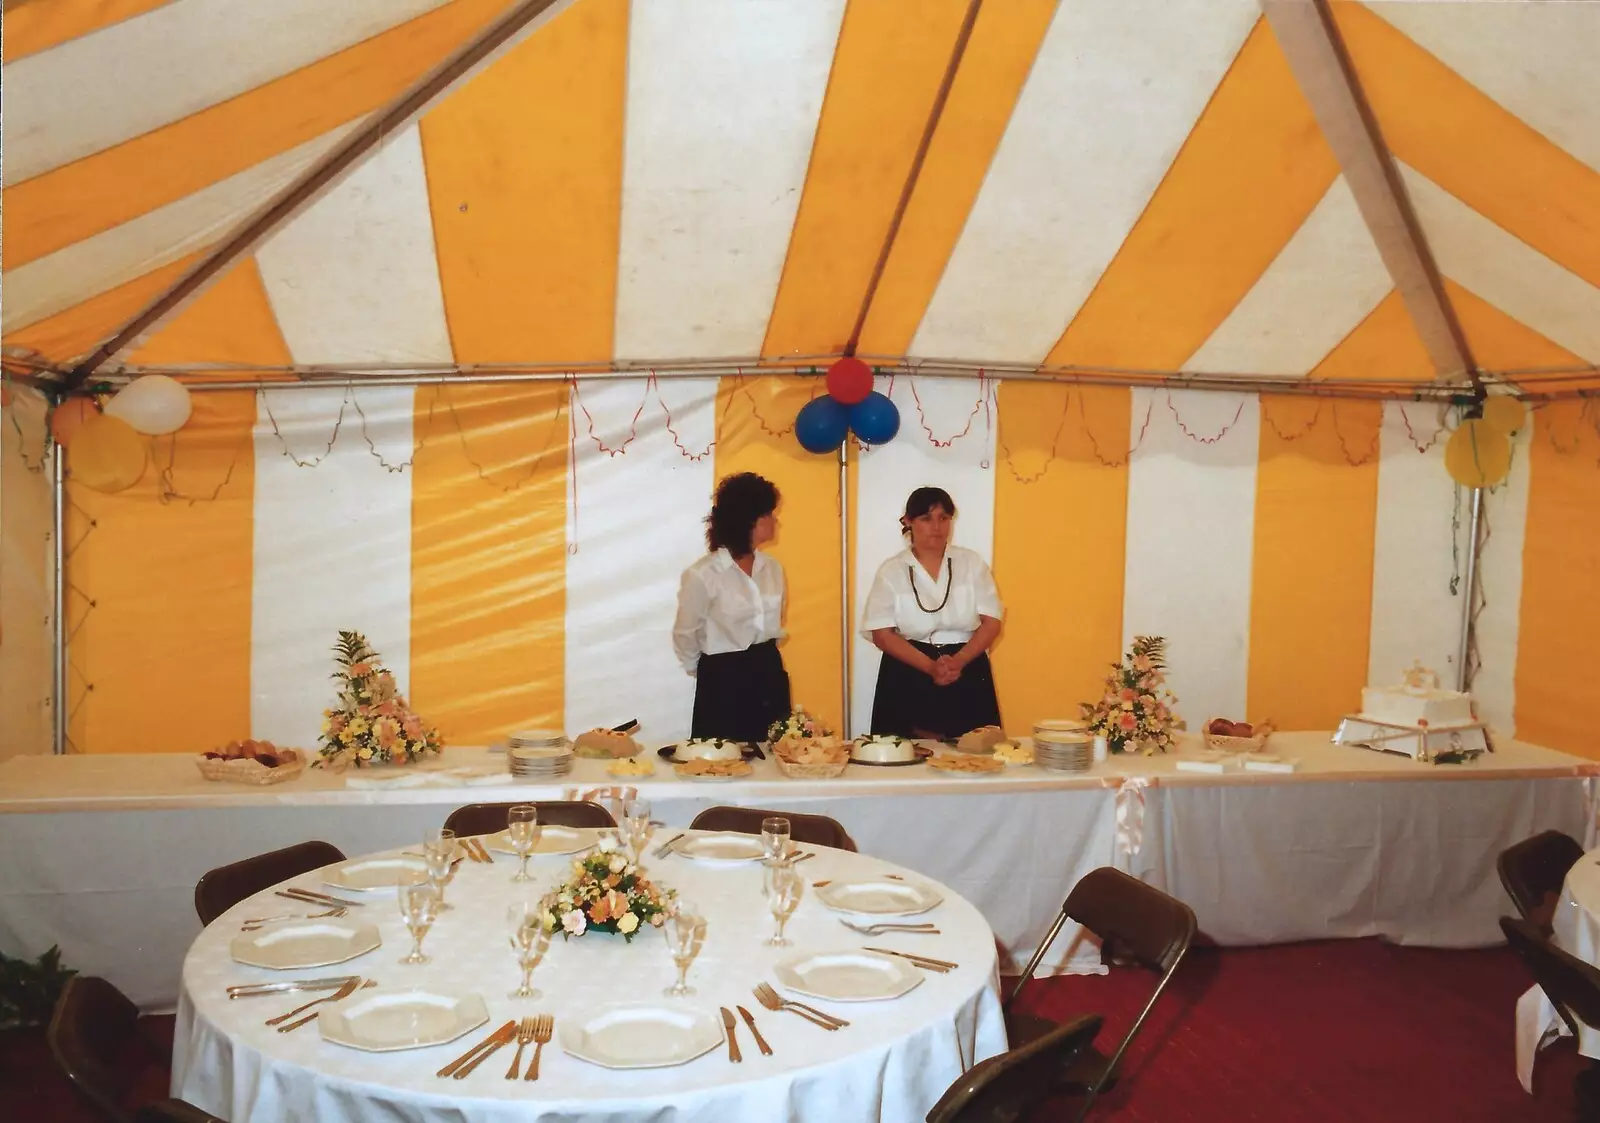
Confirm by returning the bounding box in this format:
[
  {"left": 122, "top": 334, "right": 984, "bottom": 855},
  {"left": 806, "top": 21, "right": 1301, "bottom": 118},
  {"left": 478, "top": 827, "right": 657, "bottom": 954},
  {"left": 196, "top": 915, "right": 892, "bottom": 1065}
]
[{"left": 909, "top": 557, "right": 953, "bottom": 614}]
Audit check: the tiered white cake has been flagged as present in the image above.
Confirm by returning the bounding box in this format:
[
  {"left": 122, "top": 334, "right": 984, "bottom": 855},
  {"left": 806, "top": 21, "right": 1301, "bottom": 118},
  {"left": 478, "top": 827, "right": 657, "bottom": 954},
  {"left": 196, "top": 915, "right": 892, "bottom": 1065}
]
[{"left": 1358, "top": 662, "right": 1476, "bottom": 728}]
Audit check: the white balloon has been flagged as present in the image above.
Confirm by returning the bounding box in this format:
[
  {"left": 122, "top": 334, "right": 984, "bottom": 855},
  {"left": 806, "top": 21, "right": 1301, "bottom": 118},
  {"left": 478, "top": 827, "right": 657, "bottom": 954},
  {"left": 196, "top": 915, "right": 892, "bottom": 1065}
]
[{"left": 104, "top": 375, "right": 192, "bottom": 435}]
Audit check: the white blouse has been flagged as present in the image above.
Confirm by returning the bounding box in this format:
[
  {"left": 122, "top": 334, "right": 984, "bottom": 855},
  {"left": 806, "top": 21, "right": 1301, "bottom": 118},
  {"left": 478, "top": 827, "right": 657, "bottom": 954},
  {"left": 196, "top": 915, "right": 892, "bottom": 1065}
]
[
  {"left": 860, "top": 545, "right": 1003, "bottom": 645},
  {"left": 672, "top": 548, "right": 786, "bottom": 675}
]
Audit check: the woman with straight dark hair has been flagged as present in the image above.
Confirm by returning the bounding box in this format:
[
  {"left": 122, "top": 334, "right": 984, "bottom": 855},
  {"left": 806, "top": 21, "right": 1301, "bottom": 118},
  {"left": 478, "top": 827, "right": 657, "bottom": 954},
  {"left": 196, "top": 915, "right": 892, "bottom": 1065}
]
[
  {"left": 672, "top": 472, "right": 791, "bottom": 742},
  {"left": 862, "top": 486, "right": 1003, "bottom": 738}
]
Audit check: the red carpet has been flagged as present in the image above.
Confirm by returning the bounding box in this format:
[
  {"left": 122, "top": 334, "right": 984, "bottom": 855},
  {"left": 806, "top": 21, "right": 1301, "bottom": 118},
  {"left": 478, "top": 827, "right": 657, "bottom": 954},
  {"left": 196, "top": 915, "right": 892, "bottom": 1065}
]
[{"left": 3, "top": 940, "right": 1582, "bottom": 1122}]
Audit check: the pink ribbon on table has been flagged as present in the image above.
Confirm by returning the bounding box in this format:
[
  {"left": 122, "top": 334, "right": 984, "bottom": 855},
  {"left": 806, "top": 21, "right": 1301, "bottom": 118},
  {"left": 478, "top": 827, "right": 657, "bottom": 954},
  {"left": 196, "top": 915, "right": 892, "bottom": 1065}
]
[{"left": 1112, "top": 776, "right": 1150, "bottom": 858}]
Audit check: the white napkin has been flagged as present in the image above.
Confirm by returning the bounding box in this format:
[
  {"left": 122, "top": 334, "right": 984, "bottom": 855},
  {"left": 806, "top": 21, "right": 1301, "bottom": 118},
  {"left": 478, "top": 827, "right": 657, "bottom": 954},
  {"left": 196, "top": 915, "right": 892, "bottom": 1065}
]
[
  {"left": 1243, "top": 757, "right": 1298, "bottom": 774},
  {"left": 1515, "top": 983, "right": 1569, "bottom": 1092}
]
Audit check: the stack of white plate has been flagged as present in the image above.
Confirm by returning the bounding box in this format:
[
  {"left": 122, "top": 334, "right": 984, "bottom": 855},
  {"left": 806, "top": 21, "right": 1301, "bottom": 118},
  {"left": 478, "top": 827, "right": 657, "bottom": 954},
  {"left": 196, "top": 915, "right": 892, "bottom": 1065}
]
[
  {"left": 1033, "top": 724, "right": 1093, "bottom": 772},
  {"left": 506, "top": 730, "right": 573, "bottom": 779}
]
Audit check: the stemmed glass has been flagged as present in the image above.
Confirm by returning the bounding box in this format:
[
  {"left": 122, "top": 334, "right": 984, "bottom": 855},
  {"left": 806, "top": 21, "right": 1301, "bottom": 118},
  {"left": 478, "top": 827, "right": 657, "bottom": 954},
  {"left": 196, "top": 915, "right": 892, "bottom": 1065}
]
[
  {"left": 663, "top": 900, "right": 704, "bottom": 998},
  {"left": 761, "top": 816, "right": 791, "bottom": 894},
  {"left": 507, "top": 897, "right": 554, "bottom": 999},
  {"left": 422, "top": 827, "right": 455, "bottom": 911},
  {"left": 621, "top": 799, "right": 652, "bottom": 864},
  {"left": 398, "top": 881, "right": 441, "bottom": 965},
  {"left": 507, "top": 804, "right": 539, "bottom": 883},
  {"left": 766, "top": 861, "right": 802, "bottom": 947}
]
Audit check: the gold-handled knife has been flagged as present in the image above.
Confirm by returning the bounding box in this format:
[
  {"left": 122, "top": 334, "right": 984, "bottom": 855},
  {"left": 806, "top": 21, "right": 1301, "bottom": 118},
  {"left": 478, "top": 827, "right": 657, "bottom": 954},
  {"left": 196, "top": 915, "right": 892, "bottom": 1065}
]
[
  {"left": 720, "top": 1007, "right": 742, "bottom": 1063},
  {"left": 438, "top": 1021, "right": 517, "bottom": 1078},
  {"left": 228, "top": 975, "right": 359, "bottom": 998},
  {"left": 863, "top": 946, "right": 957, "bottom": 971},
  {"left": 737, "top": 1005, "right": 772, "bottom": 1056},
  {"left": 278, "top": 888, "right": 364, "bottom": 908}
]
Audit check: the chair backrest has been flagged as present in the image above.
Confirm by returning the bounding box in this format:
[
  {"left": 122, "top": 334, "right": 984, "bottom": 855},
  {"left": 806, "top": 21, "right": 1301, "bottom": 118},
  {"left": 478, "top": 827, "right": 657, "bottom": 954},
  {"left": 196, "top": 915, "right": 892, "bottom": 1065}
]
[
  {"left": 1501, "top": 915, "right": 1600, "bottom": 1039},
  {"left": 443, "top": 800, "right": 616, "bottom": 837},
  {"left": 926, "top": 1014, "right": 1103, "bottom": 1123},
  {"left": 688, "top": 805, "right": 857, "bottom": 851},
  {"left": 47, "top": 975, "right": 142, "bottom": 1123},
  {"left": 1497, "top": 830, "right": 1583, "bottom": 934},
  {"left": 1064, "top": 867, "right": 1196, "bottom": 975},
  {"left": 193, "top": 840, "right": 346, "bottom": 926}
]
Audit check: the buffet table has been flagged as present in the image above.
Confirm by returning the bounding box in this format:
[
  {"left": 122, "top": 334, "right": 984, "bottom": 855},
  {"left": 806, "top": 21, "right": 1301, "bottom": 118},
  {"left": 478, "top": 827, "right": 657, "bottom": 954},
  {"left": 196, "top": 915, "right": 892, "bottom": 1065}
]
[
  {"left": 2, "top": 733, "right": 1593, "bottom": 1009},
  {"left": 172, "top": 834, "right": 1004, "bottom": 1123}
]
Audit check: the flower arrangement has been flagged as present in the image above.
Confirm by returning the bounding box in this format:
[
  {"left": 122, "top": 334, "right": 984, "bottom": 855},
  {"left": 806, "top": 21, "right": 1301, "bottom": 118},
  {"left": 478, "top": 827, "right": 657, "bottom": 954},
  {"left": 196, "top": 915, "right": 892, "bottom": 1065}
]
[
  {"left": 315, "top": 630, "right": 442, "bottom": 768},
  {"left": 543, "top": 835, "right": 671, "bottom": 942},
  {"left": 766, "top": 704, "right": 832, "bottom": 747},
  {"left": 1080, "top": 635, "right": 1181, "bottom": 755}
]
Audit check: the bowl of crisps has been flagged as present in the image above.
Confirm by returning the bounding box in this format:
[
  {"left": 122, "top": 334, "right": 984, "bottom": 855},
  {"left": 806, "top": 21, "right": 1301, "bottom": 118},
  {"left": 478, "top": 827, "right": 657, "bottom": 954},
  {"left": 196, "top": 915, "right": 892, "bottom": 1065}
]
[{"left": 772, "top": 736, "right": 851, "bottom": 779}]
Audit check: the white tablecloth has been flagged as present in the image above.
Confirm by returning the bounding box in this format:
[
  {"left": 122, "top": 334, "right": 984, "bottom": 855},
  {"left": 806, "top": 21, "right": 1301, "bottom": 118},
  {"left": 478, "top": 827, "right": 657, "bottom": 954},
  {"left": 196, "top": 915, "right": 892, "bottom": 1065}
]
[
  {"left": 171, "top": 833, "right": 1006, "bottom": 1123},
  {"left": 3, "top": 733, "right": 1591, "bottom": 1010}
]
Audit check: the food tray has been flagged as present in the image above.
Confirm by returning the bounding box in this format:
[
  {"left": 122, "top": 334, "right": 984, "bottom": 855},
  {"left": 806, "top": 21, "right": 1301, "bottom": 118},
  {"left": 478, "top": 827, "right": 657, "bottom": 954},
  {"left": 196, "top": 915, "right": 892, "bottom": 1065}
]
[{"left": 195, "top": 753, "right": 305, "bottom": 785}]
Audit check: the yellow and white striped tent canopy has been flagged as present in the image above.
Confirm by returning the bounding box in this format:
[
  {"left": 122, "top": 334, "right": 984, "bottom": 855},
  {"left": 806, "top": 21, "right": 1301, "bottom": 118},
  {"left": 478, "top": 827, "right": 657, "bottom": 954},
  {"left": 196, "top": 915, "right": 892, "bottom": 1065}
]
[{"left": 2, "top": 0, "right": 1598, "bottom": 760}]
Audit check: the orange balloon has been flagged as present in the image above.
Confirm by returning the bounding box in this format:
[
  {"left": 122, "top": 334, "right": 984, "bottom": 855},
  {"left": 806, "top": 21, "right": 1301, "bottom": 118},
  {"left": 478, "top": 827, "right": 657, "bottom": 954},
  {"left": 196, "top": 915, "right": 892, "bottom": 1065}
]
[
  {"left": 50, "top": 397, "right": 98, "bottom": 447},
  {"left": 70, "top": 413, "right": 147, "bottom": 493},
  {"left": 1480, "top": 395, "right": 1526, "bottom": 436},
  {"left": 1445, "top": 418, "right": 1512, "bottom": 489}
]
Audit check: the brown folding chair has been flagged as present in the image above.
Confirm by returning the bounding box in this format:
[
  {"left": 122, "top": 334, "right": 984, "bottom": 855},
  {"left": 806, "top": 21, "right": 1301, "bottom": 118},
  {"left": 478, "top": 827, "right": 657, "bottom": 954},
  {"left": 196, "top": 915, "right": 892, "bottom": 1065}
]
[
  {"left": 1498, "top": 830, "right": 1584, "bottom": 935},
  {"left": 1006, "top": 867, "right": 1197, "bottom": 1122},
  {"left": 1500, "top": 915, "right": 1600, "bottom": 1113},
  {"left": 47, "top": 976, "right": 177, "bottom": 1123},
  {"left": 443, "top": 800, "right": 616, "bottom": 837},
  {"left": 135, "top": 1103, "right": 225, "bottom": 1123},
  {"left": 193, "top": 840, "right": 346, "bottom": 926},
  {"left": 689, "top": 805, "right": 857, "bottom": 851},
  {"left": 926, "top": 1014, "right": 1103, "bottom": 1123}
]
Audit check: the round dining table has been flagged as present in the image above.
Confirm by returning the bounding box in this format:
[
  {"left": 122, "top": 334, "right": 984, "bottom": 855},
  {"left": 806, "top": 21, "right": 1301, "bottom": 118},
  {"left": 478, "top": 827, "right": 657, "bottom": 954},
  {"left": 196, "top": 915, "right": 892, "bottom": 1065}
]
[
  {"left": 1515, "top": 848, "right": 1600, "bottom": 1092},
  {"left": 171, "top": 828, "right": 1007, "bottom": 1122}
]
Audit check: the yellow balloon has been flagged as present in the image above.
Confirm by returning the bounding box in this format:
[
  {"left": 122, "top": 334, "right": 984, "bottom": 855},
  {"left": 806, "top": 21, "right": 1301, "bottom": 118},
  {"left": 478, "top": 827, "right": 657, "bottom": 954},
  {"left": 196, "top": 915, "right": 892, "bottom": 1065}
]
[
  {"left": 1480, "top": 395, "right": 1526, "bottom": 435},
  {"left": 70, "top": 413, "right": 147, "bottom": 493},
  {"left": 1445, "top": 418, "right": 1512, "bottom": 489}
]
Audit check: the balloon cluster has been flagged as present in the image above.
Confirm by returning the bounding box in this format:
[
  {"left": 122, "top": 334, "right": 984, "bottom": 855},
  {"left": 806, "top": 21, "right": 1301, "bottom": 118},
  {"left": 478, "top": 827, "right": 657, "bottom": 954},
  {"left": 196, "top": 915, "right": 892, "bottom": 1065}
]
[
  {"left": 1444, "top": 394, "right": 1525, "bottom": 489},
  {"left": 794, "top": 358, "right": 900, "bottom": 454},
  {"left": 51, "top": 375, "right": 193, "bottom": 493}
]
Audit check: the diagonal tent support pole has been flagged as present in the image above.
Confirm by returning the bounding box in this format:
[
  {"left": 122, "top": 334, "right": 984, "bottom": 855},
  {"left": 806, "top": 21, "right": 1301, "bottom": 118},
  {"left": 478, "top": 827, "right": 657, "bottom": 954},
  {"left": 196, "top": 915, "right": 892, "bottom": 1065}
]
[{"left": 62, "top": 0, "right": 576, "bottom": 393}]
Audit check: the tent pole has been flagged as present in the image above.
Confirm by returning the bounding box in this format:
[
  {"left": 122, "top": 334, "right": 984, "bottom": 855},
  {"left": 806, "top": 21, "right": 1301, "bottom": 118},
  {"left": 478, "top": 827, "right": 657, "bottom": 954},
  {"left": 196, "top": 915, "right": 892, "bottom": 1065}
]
[
  {"left": 1455, "top": 486, "right": 1484, "bottom": 693},
  {"left": 51, "top": 442, "right": 66, "bottom": 755},
  {"left": 839, "top": 440, "right": 852, "bottom": 739}
]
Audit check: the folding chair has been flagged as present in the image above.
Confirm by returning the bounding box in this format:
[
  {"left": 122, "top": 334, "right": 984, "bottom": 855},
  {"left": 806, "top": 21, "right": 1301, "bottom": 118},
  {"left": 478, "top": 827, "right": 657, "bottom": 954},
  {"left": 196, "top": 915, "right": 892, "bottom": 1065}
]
[
  {"left": 689, "top": 805, "right": 857, "bottom": 851},
  {"left": 926, "top": 1014, "right": 1104, "bottom": 1123},
  {"left": 1498, "top": 830, "right": 1584, "bottom": 935},
  {"left": 443, "top": 799, "right": 616, "bottom": 837},
  {"left": 193, "top": 840, "right": 346, "bottom": 926}
]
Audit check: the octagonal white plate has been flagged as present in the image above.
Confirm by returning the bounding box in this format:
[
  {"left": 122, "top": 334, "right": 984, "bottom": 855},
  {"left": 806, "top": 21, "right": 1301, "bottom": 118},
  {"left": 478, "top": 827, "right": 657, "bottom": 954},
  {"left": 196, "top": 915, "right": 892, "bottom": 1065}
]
[
  {"left": 559, "top": 1003, "right": 723, "bottom": 1069},
  {"left": 674, "top": 833, "right": 766, "bottom": 863},
  {"left": 815, "top": 878, "right": 943, "bottom": 917},
  {"left": 229, "top": 920, "right": 381, "bottom": 970},
  {"left": 322, "top": 855, "right": 428, "bottom": 892},
  {"left": 774, "top": 950, "right": 923, "bottom": 1002},
  {"left": 319, "top": 988, "right": 488, "bottom": 1052},
  {"left": 484, "top": 825, "right": 596, "bottom": 856}
]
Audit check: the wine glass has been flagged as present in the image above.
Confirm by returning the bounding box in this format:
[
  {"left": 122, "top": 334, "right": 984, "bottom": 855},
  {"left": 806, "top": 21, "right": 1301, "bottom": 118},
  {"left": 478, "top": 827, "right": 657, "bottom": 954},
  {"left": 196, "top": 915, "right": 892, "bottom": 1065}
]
[
  {"left": 507, "top": 897, "right": 554, "bottom": 999},
  {"left": 398, "top": 881, "right": 441, "bottom": 965},
  {"left": 422, "top": 827, "right": 456, "bottom": 911},
  {"left": 622, "top": 798, "right": 652, "bottom": 864},
  {"left": 766, "top": 861, "right": 802, "bottom": 947},
  {"left": 663, "top": 900, "right": 703, "bottom": 997},
  {"left": 761, "top": 816, "right": 791, "bottom": 894},
  {"left": 507, "top": 804, "right": 539, "bottom": 883}
]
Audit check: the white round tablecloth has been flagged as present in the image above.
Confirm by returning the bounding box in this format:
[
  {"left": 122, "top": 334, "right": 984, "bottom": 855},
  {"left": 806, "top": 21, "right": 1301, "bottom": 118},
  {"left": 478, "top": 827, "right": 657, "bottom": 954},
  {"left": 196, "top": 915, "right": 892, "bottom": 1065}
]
[
  {"left": 171, "top": 829, "right": 1007, "bottom": 1122},
  {"left": 1514, "top": 849, "right": 1600, "bottom": 1091}
]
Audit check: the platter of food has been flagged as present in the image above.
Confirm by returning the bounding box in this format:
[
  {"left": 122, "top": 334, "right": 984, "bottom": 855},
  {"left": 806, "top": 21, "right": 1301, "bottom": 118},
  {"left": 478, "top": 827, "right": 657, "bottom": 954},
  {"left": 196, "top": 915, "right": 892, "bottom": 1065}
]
[{"left": 673, "top": 758, "right": 754, "bottom": 782}]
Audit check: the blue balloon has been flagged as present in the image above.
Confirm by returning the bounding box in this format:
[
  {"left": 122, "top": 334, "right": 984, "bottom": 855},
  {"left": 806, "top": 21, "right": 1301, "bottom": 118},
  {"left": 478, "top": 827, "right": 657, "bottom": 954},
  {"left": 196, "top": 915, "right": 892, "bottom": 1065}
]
[
  {"left": 795, "top": 395, "right": 850, "bottom": 453},
  {"left": 849, "top": 391, "right": 900, "bottom": 445}
]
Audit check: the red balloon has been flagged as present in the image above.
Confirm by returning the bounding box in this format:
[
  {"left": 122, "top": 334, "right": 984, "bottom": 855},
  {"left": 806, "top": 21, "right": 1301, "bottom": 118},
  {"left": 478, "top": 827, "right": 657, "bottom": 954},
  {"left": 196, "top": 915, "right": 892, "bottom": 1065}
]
[
  {"left": 825, "top": 357, "right": 873, "bottom": 405},
  {"left": 50, "top": 397, "right": 98, "bottom": 447}
]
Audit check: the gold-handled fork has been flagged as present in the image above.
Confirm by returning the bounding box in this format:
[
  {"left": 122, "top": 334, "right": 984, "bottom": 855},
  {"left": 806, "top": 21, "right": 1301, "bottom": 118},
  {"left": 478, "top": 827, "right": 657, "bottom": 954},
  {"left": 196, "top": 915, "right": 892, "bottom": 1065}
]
[
  {"left": 753, "top": 983, "right": 848, "bottom": 1029},
  {"left": 524, "top": 1013, "right": 553, "bottom": 1081},
  {"left": 270, "top": 978, "right": 371, "bottom": 1031},
  {"left": 504, "top": 1016, "right": 537, "bottom": 1079}
]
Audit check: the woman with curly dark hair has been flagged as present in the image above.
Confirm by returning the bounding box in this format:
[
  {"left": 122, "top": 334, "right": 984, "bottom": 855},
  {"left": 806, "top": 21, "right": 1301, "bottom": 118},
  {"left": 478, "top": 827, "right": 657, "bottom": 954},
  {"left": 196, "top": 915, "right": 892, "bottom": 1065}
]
[{"left": 671, "top": 472, "right": 791, "bottom": 741}]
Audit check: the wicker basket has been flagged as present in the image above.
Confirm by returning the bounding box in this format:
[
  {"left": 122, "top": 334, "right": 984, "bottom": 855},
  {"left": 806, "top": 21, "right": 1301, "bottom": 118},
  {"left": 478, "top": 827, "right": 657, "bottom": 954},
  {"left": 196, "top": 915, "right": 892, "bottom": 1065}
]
[
  {"left": 195, "top": 752, "right": 306, "bottom": 786},
  {"left": 1201, "top": 720, "right": 1274, "bottom": 753},
  {"left": 772, "top": 754, "right": 850, "bottom": 779}
]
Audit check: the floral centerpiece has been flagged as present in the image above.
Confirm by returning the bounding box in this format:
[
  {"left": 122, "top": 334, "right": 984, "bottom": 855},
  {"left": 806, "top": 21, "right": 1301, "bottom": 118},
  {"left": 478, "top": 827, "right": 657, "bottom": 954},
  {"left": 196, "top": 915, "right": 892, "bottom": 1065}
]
[
  {"left": 1079, "top": 635, "right": 1181, "bottom": 755},
  {"left": 543, "top": 835, "right": 671, "bottom": 942},
  {"left": 315, "top": 630, "right": 442, "bottom": 768},
  {"left": 766, "top": 704, "right": 832, "bottom": 747}
]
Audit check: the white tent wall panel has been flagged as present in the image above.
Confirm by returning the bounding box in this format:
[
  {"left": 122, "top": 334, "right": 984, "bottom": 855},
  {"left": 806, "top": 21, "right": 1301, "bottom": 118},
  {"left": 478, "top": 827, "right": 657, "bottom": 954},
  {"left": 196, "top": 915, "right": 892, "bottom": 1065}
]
[
  {"left": 563, "top": 377, "right": 719, "bottom": 742},
  {"left": 909, "top": 0, "right": 1258, "bottom": 364},
  {"left": 0, "top": 0, "right": 454, "bottom": 187},
  {"left": 256, "top": 126, "right": 455, "bottom": 367},
  {"left": 1367, "top": 403, "right": 1463, "bottom": 696},
  {"left": 1474, "top": 422, "right": 1533, "bottom": 737},
  {"left": 612, "top": 0, "right": 846, "bottom": 360},
  {"left": 0, "top": 391, "right": 55, "bottom": 760},
  {"left": 1185, "top": 176, "right": 1393, "bottom": 376},
  {"left": 850, "top": 377, "right": 999, "bottom": 737},
  {"left": 250, "top": 387, "right": 415, "bottom": 748},
  {"left": 1122, "top": 389, "right": 1260, "bottom": 726}
]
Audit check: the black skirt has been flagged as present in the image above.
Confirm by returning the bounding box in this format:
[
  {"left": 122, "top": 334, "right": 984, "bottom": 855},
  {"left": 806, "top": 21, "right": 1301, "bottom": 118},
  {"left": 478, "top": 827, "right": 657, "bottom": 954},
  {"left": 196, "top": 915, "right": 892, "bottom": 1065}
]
[
  {"left": 869, "top": 641, "right": 1001, "bottom": 739},
  {"left": 691, "top": 639, "right": 792, "bottom": 743}
]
